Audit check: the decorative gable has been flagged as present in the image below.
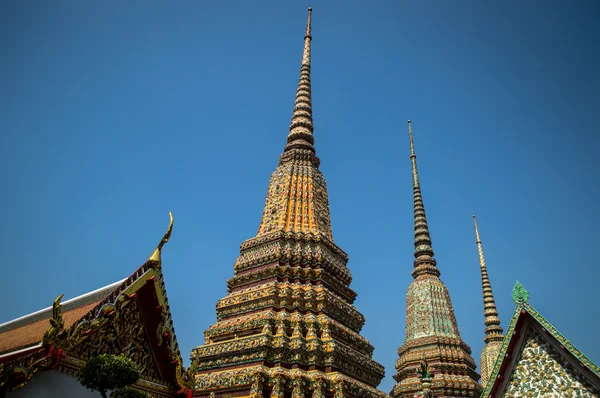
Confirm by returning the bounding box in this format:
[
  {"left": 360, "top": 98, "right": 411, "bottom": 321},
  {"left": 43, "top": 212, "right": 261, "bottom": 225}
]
[
  {"left": 0, "top": 213, "right": 191, "bottom": 398},
  {"left": 482, "top": 282, "right": 600, "bottom": 398},
  {"left": 504, "top": 326, "right": 599, "bottom": 397}
]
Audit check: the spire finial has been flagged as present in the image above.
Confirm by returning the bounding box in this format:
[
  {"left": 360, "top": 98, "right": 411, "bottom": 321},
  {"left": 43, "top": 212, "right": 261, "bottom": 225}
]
[
  {"left": 305, "top": 7, "right": 312, "bottom": 40},
  {"left": 407, "top": 121, "right": 438, "bottom": 278},
  {"left": 473, "top": 214, "right": 481, "bottom": 243},
  {"left": 284, "top": 8, "right": 316, "bottom": 154},
  {"left": 408, "top": 120, "right": 419, "bottom": 188},
  {"left": 472, "top": 215, "right": 504, "bottom": 343}
]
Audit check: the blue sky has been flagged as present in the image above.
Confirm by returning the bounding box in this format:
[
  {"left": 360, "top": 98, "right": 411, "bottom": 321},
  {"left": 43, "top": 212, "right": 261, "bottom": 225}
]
[{"left": 1, "top": 0, "right": 598, "bottom": 393}]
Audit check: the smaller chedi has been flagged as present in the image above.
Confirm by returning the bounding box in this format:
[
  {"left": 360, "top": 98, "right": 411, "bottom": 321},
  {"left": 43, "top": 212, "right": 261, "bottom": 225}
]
[
  {"left": 472, "top": 215, "right": 504, "bottom": 387},
  {"left": 390, "top": 121, "right": 481, "bottom": 398}
]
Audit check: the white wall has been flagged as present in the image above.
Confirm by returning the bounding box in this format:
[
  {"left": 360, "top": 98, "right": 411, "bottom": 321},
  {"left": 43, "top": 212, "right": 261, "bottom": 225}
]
[{"left": 9, "top": 370, "right": 103, "bottom": 398}]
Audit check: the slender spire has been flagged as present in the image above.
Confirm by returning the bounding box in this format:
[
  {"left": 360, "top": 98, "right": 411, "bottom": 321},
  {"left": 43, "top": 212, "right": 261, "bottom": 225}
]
[
  {"left": 408, "top": 120, "right": 439, "bottom": 278},
  {"left": 473, "top": 215, "right": 504, "bottom": 343},
  {"left": 285, "top": 7, "right": 315, "bottom": 153}
]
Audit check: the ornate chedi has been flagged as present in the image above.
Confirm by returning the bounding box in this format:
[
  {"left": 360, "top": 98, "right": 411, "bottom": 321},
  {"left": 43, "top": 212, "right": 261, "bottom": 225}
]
[
  {"left": 190, "top": 8, "right": 386, "bottom": 398},
  {"left": 471, "top": 215, "right": 504, "bottom": 388},
  {"left": 390, "top": 121, "right": 481, "bottom": 398}
]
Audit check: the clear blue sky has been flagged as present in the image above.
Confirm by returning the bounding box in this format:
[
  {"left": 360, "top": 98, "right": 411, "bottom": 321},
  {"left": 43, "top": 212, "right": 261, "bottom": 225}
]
[{"left": 1, "top": 0, "right": 598, "bottom": 393}]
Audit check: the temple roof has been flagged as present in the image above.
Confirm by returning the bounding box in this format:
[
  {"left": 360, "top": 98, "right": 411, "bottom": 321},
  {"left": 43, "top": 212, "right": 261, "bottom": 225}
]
[
  {"left": 0, "top": 280, "right": 124, "bottom": 356},
  {"left": 0, "top": 213, "right": 190, "bottom": 396},
  {"left": 482, "top": 281, "right": 600, "bottom": 397}
]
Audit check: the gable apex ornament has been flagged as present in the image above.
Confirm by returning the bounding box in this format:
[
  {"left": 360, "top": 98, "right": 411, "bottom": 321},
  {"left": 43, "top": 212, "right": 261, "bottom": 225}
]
[
  {"left": 511, "top": 281, "right": 529, "bottom": 304},
  {"left": 148, "top": 211, "right": 174, "bottom": 267}
]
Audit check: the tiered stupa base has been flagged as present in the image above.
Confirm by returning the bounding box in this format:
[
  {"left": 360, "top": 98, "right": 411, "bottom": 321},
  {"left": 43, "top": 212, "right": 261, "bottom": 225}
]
[
  {"left": 191, "top": 304, "right": 386, "bottom": 397},
  {"left": 392, "top": 335, "right": 482, "bottom": 398},
  {"left": 194, "top": 366, "right": 387, "bottom": 398}
]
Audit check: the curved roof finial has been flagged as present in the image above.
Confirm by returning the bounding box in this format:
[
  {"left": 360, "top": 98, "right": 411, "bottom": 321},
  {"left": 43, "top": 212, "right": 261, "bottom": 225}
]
[{"left": 149, "top": 211, "right": 174, "bottom": 267}]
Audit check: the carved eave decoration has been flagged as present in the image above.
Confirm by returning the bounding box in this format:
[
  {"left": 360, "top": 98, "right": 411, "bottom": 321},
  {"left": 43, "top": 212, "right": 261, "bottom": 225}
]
[
  {"left": 481, "top": 282, "right": 600, "bottom": 397},
  {"left": 0, "top": 212, "right": 192, "bottom": 398}
]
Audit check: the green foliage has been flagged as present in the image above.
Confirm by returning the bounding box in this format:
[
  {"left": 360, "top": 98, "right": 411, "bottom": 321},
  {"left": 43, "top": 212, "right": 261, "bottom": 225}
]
[
  {"left": 110, "top": 386, "right": 150, "bottom": 398},
  {"left": 78, "top": 354, "right": 141, "bottom": 398}
]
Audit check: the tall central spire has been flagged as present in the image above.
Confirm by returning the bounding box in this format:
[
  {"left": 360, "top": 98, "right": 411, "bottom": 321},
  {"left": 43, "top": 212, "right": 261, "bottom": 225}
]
[
  {"left": 408, "top": 120, "right": 439, "bottom": 278},
  {"left": 391, "top": 121, "right": 481, "bottom": 398},
  {"left": 191, "top": 9, "right": 386, "bottom": 397},
  {"left": 285, "top": 7, "right": 315, "bottom": 154},
  {"left": 472, "top": 215, "right": 504, "bottom": 387}
]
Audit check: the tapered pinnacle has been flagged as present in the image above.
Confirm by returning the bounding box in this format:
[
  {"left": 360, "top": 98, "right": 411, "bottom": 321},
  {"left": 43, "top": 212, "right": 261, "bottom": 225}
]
[
  {"left": 285, "top": 7, "right": 315, "bottom": 153},
  {"left": 473, "top": 215, "right": 504, "bottom": 343},
  {"left": 408, "top": 121, "right": 439, "bottom": 278}
]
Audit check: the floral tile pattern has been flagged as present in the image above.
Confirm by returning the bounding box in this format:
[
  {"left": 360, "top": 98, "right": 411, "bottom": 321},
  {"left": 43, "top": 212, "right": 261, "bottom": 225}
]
[{"left": 504, "top": 326, "right": 599, "bottom": 397}]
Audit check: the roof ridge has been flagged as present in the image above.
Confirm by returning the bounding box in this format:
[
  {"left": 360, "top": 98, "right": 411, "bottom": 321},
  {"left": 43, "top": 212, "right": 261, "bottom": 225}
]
[{"left": 0, "top": 279, "right": 125, "bottom": 334}]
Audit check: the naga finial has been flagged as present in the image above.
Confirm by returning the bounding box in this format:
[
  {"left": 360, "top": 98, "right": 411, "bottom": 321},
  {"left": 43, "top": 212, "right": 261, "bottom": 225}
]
[
  {"left": 43, "top": 294, "right": 65, "bottom": 347},
  {"left": 149, "top": 212, "right": 174, "bottom": 267}
]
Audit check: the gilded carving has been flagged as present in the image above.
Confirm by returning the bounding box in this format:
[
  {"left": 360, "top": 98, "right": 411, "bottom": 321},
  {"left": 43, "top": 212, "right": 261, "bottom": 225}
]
[
  {"left": 0, "top": 348, "right": 60, "bottom": 393},
  {"left": 43, "top": 294, "right": 66, "bottom": 347}
]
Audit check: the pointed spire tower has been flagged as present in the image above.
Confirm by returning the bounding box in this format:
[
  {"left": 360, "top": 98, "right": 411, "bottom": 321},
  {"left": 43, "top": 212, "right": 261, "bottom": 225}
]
[
  {"left": 391, "top": 121, "right": 482, "bottom": 398},
  {"left": 190, "top": 9, "right": 386, "bottom": 398},
  {"left": 472, "top": 215, "right": 504, "bottom": 387}
]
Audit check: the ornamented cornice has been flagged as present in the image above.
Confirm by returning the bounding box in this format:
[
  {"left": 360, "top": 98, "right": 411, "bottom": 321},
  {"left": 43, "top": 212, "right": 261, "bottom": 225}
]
[
  {"left": 192, "top": 311, "right": 384, "bottom": 386},
  {"left": 194, "top": 365, "right": 388, "bottom": 398},
  {"left": 214, "top": 281, "right": 365, "bottom": 332},
  {"left": 227, "top": 264, "right": 357, "bottom": 303},
  {"left": 203, "top": 311, "right": 374, "bottom": 355},
  {"left": 234, "top": 232, "right": 352, "bottom": 289}
]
